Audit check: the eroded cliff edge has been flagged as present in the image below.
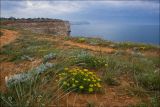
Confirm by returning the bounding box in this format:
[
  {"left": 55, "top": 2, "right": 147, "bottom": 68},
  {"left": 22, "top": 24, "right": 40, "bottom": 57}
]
[{"left": 2, "top": 19, "right": 71, "bottom": 36}]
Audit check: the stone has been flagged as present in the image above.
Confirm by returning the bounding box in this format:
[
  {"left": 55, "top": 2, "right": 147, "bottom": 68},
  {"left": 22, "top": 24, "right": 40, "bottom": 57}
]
[{"left": 5, "top": 19, "right": 71, "bottom": 36}]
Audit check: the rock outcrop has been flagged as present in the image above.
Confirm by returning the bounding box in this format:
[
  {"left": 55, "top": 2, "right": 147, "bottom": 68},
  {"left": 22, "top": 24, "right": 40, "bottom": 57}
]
[{"left": 3, "top": 19, "right": 71, "bottom": 36}]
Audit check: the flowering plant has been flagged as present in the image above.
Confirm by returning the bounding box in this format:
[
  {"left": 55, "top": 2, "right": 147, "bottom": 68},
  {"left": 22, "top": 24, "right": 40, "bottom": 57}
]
[{"left": 59, "top": 68, "right": 102, "bottom": 93}]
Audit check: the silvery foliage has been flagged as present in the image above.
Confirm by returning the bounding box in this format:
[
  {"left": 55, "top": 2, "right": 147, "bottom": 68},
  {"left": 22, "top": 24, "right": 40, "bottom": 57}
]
[
  {"left": 76, "top": 51, "right": 90, "bottom": 57},
  {"left": 26, "top": 46, "right": 41, "bottom": 50},
  {"left": 114, "top": 50, "right": 126, "bottom": 56},
  {"left": 5, "top": 53, "right": 57, "bottom": 87},
  {"left": 109, "top": 44, "right": 116, "bottom": 48},
  {"left": 21, "top": 55, "right": 34, "bottom": 61},
  {"left": 43, "top": 53, "right": 56, "bottom": 62},
  {"left": 89, "top": 39, "right": 99, "bottom": 46},
  {"left": 73, "top": 51, "right": 93, "bottom": 66},
  {"left": 5, "top": 62, "right": 54, "bottom": 88},
  {"left": 131, "top": 51, "right": 144, "bottom": 57}
]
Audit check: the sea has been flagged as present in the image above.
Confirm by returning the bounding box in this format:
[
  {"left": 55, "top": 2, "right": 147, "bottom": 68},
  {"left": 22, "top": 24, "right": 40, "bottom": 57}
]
[{"left": 71, "top": 23, "right": 159, "bottom": 45}]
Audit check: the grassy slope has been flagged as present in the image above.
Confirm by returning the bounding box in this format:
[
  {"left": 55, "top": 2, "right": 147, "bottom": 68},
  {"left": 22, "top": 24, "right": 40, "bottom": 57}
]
[{"left": 0, "top": 28, "right": 159, "bottom": 107}]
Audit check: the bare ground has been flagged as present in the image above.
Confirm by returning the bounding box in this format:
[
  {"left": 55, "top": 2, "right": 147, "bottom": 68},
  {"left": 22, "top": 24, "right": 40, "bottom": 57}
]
[{"left": 0, "top": 29, "right": 19, "bottom": 48}]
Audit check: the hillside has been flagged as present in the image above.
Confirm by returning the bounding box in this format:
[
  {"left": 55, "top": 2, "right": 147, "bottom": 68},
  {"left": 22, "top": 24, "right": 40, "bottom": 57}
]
[{"left": 0, "top": 28, "right": 160, "bottom": 107}]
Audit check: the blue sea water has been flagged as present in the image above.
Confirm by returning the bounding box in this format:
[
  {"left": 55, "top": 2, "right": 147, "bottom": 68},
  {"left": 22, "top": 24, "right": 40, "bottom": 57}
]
[{"left": 71, "top": 24, "right": 160, "bottom": 45}]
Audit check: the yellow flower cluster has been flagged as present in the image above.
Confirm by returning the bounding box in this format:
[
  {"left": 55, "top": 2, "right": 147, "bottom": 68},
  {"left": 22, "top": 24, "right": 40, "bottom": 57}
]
[{"left": 59, "top": 68, "right": 102, "bottom": 93}]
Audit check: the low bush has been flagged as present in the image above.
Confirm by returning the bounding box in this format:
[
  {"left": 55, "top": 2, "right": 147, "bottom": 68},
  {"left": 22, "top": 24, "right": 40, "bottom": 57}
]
[
  {"left": 136, "top": 71, "right": 160, "bottom": 91},
  {"left": 59, "top": 68, "right": 102, "bottom": 93},
  {"left": 43, "top": 52, "right": 56, "bottom": 62},
  {"left": 77, "top": 37, "right": 86, "bottom": 43},
  {"left": 71, "top": 51, "right": 107, "bottom": 69},
  {"left": 127, "top": 86, "right": 147, "bottom": 97},
  {"left": 0, "top": 31, "right": 3, "bottom": 37},
  {"left": 102, "top": 71, "right": 119, "bottom": 86},
  {"left": 64, "top": 36, "right": 70, "bottom": 40}
]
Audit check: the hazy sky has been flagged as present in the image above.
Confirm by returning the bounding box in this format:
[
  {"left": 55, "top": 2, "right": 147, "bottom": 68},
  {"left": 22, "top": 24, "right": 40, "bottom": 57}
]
[{"left": 1, "top": 0, "right": 159, "bottom": 25}]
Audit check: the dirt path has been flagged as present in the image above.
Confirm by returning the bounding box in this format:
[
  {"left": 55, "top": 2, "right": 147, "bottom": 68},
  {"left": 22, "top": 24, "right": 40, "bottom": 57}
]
[
  {"left": 36, "top": 36, "right": 116, "bottom": 53},
  {"left": 64, "top": 41, "right": 115, "bottom": 53},
  {"left": 0, "top": 29, "right": 19, "bottom": 48}
]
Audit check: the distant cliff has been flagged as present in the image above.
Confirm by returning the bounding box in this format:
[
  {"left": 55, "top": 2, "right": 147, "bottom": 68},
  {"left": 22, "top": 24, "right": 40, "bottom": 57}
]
[{"left": 1, "top": 18, "right": 71, "bottom": 36}]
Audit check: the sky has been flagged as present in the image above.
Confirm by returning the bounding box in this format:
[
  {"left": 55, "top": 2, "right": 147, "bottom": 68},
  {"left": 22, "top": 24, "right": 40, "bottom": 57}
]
[{"left": 1, "top": 0, "right": 160, "bottom": 25}]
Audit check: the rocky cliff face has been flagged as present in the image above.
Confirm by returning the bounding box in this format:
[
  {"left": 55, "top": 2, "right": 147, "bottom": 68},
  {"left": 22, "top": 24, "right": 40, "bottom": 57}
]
[{"left": 5, "top": 20, "right": 71, "bottom": 36}]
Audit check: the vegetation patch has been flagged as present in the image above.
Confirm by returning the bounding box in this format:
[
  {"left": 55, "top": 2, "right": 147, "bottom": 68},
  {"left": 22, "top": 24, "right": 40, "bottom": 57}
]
[
  {"left": 77, "top": 37, "right": 86, "bottom": 43},
  {"left": 59, "top": 68, "right": 102, "bottom": 93},
  {"left": 71, "top": 51, "right": 107, "bottom": 69},
  {"left": 0, "top": 31, "right": 3, "bottom": 37},
  {"left": 136, "top": 71, "right": 160, "bottom": 91},
  {"left": 0, "top": 28, "right": 159, "bottom": 106}
]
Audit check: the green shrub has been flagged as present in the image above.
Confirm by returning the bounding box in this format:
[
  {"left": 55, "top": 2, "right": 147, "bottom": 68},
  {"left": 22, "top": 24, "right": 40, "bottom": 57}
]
[
  {"left": 114, "top": 42, "right": 159, "bottom": 50},
  {"left": 64, "top": 36, "right": 70, "bottom": 40},
  {"left": 136, "top": 71, "right": 160, "bottom": 90},
  {"left": 102, "top": 71, "right": 119, "bottom": 86},
  {"left": 77, "top": 37, "right": 86, "bottom": 43},
  {"left": 127, "top": 86, "right": 147, "bottom": 97},
  {"left": 130, "top": 96, "right": 160, "bottom": 107},
  {"left": 150, "top": 96, "right": 160, "bottom": 107},
  {"left": 71, "top": 51, "right": 107, "bottom": 69},
  {"left": 59, "top": 68, "right": 102, "bottom": 93},
  {"left": 0, "top": 31, "right": 3, "bottom": 37}
]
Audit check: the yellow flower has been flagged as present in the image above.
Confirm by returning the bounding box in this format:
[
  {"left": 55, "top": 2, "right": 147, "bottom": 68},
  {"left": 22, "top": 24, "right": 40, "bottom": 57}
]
[
  {"left": 92, "top": 74, "right": 96, "bottom": 77},
  {"left": 97, "top": 78, "right": 101, "bottom": 81},
  {"left": 105, "top": 64, "right": 108, "bottom": 67},
  {"left": 83, "top": 78, "right": 87, "bottom": 81},
  {"left": 79, "top": 86, "right": 84, "bottom": 89},
  {"left": 97, "top": 83, "right": 101, "bottom": 88},
  {"left": 87, "top": 79, "right": 91, "bottom": 81},
  {"left": 61, "top": 73, "right": 66, "bottom": 76},
  {"left": 72, "top": 84, "right": 76, "bottom": 87},
  {"left": 89, "top": 84, "right": 93, "bottom": 87},
  {"left": 72, "top": 68, "right": 76, "bottom": 71},
  {"left": 76, "top": 68, "right": 80, "bottom": 70},
  {"left": 73, "top": 70, "right": 77, "bottom": 73},
  {"left": 75, "top": 80, "right": 79, "bottom": 83},
  {"left": 68, "top": 70, "right": 72, "bottom": 72},
  {"left": 67, "top": 83, "right": 70, "bottom": 86},
  {"left": 64, "top": 68, "right": 69, "bottom": 71},
  {"left": 83, "top": 69, "right": 88, "bottom": 72},
  {"left": 85, "top": 74, "right": 88, "bottom": 77},
  {"left": 72, "top": 73, "right": 77, "bottom": 75},
  {"left": 63, "top": 81, "right": 67, "bottom": 85},
  {"left": 80, "top": 71, "right": 84, "bottom": 75},
  {"left": 91, "top": 77, "right": 94, "bottom": 80},
  {"left": 92, "top": 79, "right": 96, "bottom": 82},
  {"left": 88, "top": 72, "right": 93, "bottom": 75},
  {"left": 88, "top": 88, "right": 93, "bottom": 92}
]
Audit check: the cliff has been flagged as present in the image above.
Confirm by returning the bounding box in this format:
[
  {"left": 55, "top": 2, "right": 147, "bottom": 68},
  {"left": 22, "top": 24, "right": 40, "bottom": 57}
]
[{"left": 2, "top": 19, "right": 71, "bottom": 36}]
